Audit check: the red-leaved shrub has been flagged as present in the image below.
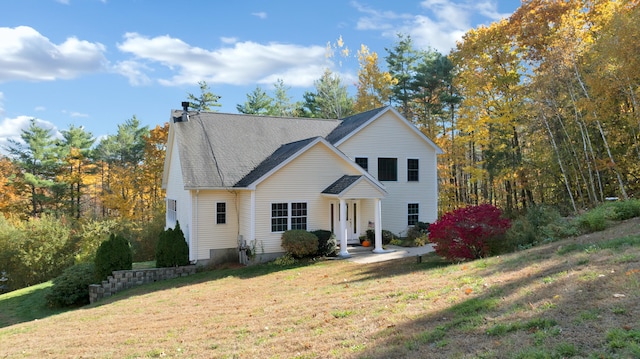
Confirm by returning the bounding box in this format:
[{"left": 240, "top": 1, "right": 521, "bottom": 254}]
[{"left": 429, "top": 204, "right": 511, "bottom": 262}]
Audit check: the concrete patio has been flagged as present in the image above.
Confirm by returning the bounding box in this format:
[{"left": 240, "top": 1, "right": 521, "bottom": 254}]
[{"left": 340, "top": 243, "right": 435, "bottom": 264}]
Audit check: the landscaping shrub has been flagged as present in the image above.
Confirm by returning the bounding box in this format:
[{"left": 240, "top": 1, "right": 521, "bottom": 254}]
[
  {"left": 407, "top": 222, "right": 430, "bottom": 246},
  {"left": 46, "top": 262, "right": 95, "bottom": 308},
  {"left": 272, "top": 253, "right": 297, "bottom": 266},
  {"left": 94, "top": 233, "right": 133, "bottom": 281},
  {"left": 311, "top": 229, "right": 336, "bottom": 257},
  {"left": 429, "top": 204, "right": 511, "bottom": 262},
  {"left": 281, "top": 230, "right": 318, "bottom": 258},
  {"left": 366, "top": 229, "right": 399, "bottom": 245},
  {"left": 155, "top": 221, "right": 190, "bottom": 268}
]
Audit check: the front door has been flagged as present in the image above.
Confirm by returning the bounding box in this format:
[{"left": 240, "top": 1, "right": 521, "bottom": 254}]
[
  {"left": 346, "top": 200, "right": 360, "bottom": 243},
  {"left": 330, "top": 200, "right": 361, "bottom": 244}
]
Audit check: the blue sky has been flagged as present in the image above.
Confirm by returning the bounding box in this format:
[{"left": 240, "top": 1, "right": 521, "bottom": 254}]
[{"left": 0, "top": 0, "right": 518, "bottom": 150}]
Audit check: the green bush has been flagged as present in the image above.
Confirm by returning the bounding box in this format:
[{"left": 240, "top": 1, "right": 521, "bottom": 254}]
[
  {"left": 505, "top": 205, "right": 578, "bottom": 251},
  {"left": 311, "top": 229, "right": 336, "bottom": 257},
  {"left": 131, "top": 208, "right": 166, "bottom": 262},
  {"left": 94, "top": 233, "right": 133, "bottom": 281},
  {"left": 610, "top": 199, "right": 640, "bottom": 220},
  {"left": 155, "top": 221, "right": 190, "bottom": 268},
  {"left": 576, "top": 207, "right": 609, "bottom": 233},
  {"left": 75, "top": 219, "right": 119, "bottom": 264},
  {"left": 366, "top": 229, "right": 399, "bottom": 245},
  {"left": 281, "top": 230, "right": 318, "bottom": 258},
  {"left": 0, "top": 215, "right": 74, "bottom": 292},
  {"left": 406, "top": 222, "right": 430, "bottom": 246},
  {"left": 272, "top": 253, "right": 298, "bottom": 266},
  {"left": 46, "top": 262, "right": 95, "bottom": 307}
]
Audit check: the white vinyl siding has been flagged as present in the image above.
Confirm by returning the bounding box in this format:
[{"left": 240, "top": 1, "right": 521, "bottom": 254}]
[
  {"left": 337, "top": 112, "right": 439, "bottom": 235},
  {"left": 164, "top": 136, "right": 194, "bottom": 258},
  {"left": 237, "top": 190, "right": 252, "bottom": 245},
  {"left": 254, "top": 143, "right": 362, "bottom": 253},
  {"left": 193, "top": 190, "right": 238, "bottom": 260}
]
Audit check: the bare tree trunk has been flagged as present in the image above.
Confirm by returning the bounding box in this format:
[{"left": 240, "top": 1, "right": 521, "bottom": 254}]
[
  {"left": 573, "top": 63, "right": 628, "bottom": 200},
  {"left": 542, "top": 112, "right": 577, "bottom": 214}
]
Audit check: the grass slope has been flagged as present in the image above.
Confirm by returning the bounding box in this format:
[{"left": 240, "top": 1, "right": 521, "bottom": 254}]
[{"left": 1, "top": 218, "right": 639, "bottom": 358}]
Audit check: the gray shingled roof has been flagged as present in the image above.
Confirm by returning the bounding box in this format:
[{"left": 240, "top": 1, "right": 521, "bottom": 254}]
[
  {"left": 171, "top": 108, "right": 388, "bottom": 189},
  {"left": 234, "top": 137, "right": 319, "bottom": 188},
  {"left": 321, "top": 175, "right": 362, "bottom": 195},
  {"left": 325, "top": 107, "right": 387, "bottom": 144}
]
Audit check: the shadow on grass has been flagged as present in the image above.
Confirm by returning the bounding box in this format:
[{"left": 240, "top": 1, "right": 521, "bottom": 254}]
[
  {"left": 354, "top": 236, "right": 640, "bottom": 358},
  {"left": 0, "top": 282, "right": 66, "bottom": 329}
]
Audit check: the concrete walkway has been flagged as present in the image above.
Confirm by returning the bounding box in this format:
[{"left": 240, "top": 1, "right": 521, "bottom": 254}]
[{"left": 342, "top": 243, "right": 435, "bottom": 264}]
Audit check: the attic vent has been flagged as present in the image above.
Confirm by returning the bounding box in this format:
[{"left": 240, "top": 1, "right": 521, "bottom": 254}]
[{"left": 174, "top": 101, "right": 190, "bottom": 123}]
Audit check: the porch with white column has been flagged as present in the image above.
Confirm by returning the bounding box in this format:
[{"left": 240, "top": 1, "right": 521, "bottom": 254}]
[{"left": 320, "top": 174, "right": 389, "bottom": 259}]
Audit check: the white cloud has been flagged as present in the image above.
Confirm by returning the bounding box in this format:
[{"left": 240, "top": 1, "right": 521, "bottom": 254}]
[
  {"left": 252, "top": 12, "right": 267, "bottom": 19},
  {"left": 116, "top": 33, "right": 329, "bottom": 88},
  {"left": 0, "top": 26, "right": 108, "bottom": 82},
  {"left": 353, "top": 0, "right": 511, "bottom": 54},
  {"left": 0, "top": 116, "right": 60, "bottom": 154},
  {"left": 475, "top": 2, "right": 511, "bottom": 21},
  {"left": 112, "top": 60, "right": 152, "bottom": 86},
  {"left": 62, "top": 110, "right": 89, "bottom": 118},
  {"left": 34, "top": 106, "right": 46, "bottom": 112},
  {"left": 220, "top": 36, "right": 238, "bottom": 44}
]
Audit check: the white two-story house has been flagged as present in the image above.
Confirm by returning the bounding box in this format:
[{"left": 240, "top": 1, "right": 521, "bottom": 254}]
[{"left": 162, "top": 105, "right": 442, "bottom": 265}]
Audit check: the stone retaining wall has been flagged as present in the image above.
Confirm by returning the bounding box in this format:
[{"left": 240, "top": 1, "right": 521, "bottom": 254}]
[{"left": 89, "top": 265, "right": 196, "bottom": 304}]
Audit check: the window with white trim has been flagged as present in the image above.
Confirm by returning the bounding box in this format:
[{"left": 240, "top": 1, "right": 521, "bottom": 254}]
[
  {"left": 408, "top": 203, "right": 419, "bottom": 226},
  {"left": 291, "top": 202, "right": 308, "bottom": 230},
  {"left": 271, "top": 203, "right": 288, "bottom": 232},
  {"left": 271, "top": 202, "right": 308, "bottom": 232},
  {"left": 167, "top": 199, "right": 177, "bottom": 224},
  {"left": 216, "top": 202, "right": 226, "bottom": 224},
  {"left": 407, "top": 158, "right": 419, "bottom": 182}
]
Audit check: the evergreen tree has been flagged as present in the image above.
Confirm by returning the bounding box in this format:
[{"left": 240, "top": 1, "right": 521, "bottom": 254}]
[
  {"left": 5, "top": 119, "right": 60, "bottom": 217},
  {"left": 237, "top": 85, "right": 272, "bottom": 115},
  {"left": 187, "top": 80, "right": 222, "bottom": 111}
]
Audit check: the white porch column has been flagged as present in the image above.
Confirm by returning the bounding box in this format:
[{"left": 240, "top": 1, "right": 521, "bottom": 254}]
[
  {"left": 339, "top": 198, "right": 350, "bottom": 258},
  {"left": 373, "top": 197, "right": 385, "bottom": 253}
]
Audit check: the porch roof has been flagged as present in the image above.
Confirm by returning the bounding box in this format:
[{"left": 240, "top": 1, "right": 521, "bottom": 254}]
[{"left": 321, "top": 174, "right": 387, "bottom": 199}]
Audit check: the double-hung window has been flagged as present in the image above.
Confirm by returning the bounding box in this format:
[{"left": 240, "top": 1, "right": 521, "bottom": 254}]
[
  {"left": 216, "top": 202, "right": 226, "bottom": 224},
  {"left": 408, "top": 203, "right": 419, "bottom": 226},
  {"left": 407, "top": 159, "right": 419, "bottom": 182},
  {"left": 271, "top": 203, "right": 289, "bottom": 232},
  {"left": 291, "top": 203, "right": 308, "bottom": 230},
  {"left": 271, "top": 202, "right": 308, "bottom": 232},
  {"left": 378, "top": 157, "right": 398, "bottom": 181}
]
